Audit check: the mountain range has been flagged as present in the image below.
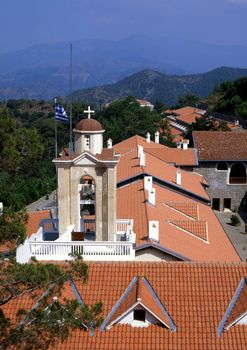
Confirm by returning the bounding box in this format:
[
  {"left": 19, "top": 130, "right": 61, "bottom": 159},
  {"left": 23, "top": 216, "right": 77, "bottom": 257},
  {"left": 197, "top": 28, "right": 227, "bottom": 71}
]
[
  {"left": 0, "top": 35, "right": 247, "bottom": 101},
  {"left": 71, "top": 67, "right": 247, "bottom": 106}
]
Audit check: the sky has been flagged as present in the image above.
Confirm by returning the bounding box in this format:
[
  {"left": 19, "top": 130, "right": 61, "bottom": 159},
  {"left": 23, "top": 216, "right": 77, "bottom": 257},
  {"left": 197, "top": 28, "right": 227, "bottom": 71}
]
[{"left": 1, "top": 0, "right": 247, "bottom": 54}]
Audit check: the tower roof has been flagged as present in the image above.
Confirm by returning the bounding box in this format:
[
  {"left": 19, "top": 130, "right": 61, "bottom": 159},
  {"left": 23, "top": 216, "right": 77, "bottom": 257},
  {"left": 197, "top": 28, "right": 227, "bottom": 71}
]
[{"left": 75, "top": 118, "right": 104, "bottom": 132}]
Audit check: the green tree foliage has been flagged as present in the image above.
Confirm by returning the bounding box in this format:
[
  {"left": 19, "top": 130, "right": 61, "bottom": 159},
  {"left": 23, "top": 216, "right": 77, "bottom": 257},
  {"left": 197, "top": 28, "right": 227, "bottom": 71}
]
[
  {"left": 97, "top": 96, "right": 168, "bottom": 144},
  {"left": 0, "top": 259, "right": 103, "bottom": 350},
  {"left": 184, "top": 114, "right": 231, "bottom": 143},
  {"left": 0, "top": 106, "right": 55, "bottom": 210},
  {"left": 0, "top": 209, "right": 28, "bottom": 246},
  {"left": 210, "top": 77, "right": 247, "bottom": 118},
  {"left": 176, "top": 93, "right": 200, "bottom": 108}
]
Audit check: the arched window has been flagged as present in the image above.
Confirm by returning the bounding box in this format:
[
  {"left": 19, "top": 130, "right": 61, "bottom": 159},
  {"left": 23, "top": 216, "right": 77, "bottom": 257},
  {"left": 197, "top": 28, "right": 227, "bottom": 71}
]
[
  {"left": 79, "top": 175, "right": 96, "bottom": 236},
  {"left": 216, "top": 162, "right": 228, "bottom": 171},
  {"left": 229, "top": 163, "right": 246, "bottom": 184},
  {"left": 80, "top": 175, "right": 95, "bottom": 200}
]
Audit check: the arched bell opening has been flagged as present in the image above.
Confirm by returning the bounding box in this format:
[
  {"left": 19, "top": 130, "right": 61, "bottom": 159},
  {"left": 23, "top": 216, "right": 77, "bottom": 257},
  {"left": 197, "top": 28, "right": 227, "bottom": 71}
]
[{"left": 79, "top": 175, "right": 96, "bottom": 241}]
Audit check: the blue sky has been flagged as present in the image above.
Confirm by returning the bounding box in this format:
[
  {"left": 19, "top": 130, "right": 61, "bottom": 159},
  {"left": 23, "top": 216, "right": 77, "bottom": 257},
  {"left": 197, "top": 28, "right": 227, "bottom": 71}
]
[{"left": 1, "top": 0, "right": 247, "bottom": 53}]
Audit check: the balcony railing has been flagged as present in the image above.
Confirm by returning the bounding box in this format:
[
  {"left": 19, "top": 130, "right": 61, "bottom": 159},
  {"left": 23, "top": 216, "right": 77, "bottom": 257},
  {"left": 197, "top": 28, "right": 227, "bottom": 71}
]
[{"left": 17, "top": 241, "right": 135, "bottom": 263}]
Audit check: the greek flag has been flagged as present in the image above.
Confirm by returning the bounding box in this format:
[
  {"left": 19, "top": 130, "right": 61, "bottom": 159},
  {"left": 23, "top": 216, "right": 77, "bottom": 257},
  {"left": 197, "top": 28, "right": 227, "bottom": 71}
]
[{"left": 55, "top": 104, "right": 68, "bottom": 122}]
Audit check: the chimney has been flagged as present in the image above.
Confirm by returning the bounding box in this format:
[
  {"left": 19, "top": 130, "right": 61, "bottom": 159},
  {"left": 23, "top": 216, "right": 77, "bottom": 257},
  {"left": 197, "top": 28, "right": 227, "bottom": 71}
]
[
  {"left": 182, "top": 139, "right": 189, "bottom": 150},
  {"left": 137, "top": 145, "right": 144, "bottom": 158},
  {"left": 146, "top": 132, "right": 151, "bottom": 143},
  {"left": 176, "top": 170, "right": 182, "bottom": 186},
  {"left": 107, "top": 138, "right": 112, "bottom": 148},
  {"left": 148, "top": 221, "right": 159, "bottom": 241},
  {"left": 140, "top": 152, "right": 146, "bottom": 166},
  {"left": 148, "top": 188, "right": 156, "bottom": 206},
  {"left": 144, "top": 176, "right": 153, "bottom": 191},
  {"left": 155, "top": 131, "right": 160, "bottom": 143}
]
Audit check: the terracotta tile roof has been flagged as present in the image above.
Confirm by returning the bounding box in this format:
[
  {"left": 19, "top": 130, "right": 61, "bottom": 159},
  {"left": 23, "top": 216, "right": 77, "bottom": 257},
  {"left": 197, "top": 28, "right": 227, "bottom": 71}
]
[
  {"left": 165, "top": 202, "right": 199, "bottom": 220},
  {"left": 26, "top": 210, "right": 51, "bottom": 238},
  {"left": 117, "top": 180, "right": 240, "bottom": 262},
  {"left": 55, "top": 262, "right": 247, "bottom": 349},
  {"left": 218, "top": 278, "right": 247, "bottom": 335},
  {"left": 145, "top": 148, "right": 197, "bottom": 166},
  {"left": 176, "top": 112, "right": 202, "bottom": 125},
  {"left": 169, "top": 220, "right": 208, "bottom": 242},
  {"left": 0, "top": 210, "right": 51, "bottom": 253},
  {"left": 193, "top": 131, "right": 247, "bottom": 161},
  {"left": 114, "top": 135, "right": 166, "bottom": 154},
  {"left": 95, "top": 148, "right": 118, "bottom": 161},
  {"left": 102, "top": 276, "right": 174, "bottom": 330},
  {"left": 116, "top": 148, "right": 209, "bottom": 200},
  {"left": 3, "top": 262, "right": 247, "bottom": 349},
  {"left": 166, "top": 106, "right": 206, "bottom": 127},
  {"left": 55, "top": 148, "right": 118, "bottom": 162}
]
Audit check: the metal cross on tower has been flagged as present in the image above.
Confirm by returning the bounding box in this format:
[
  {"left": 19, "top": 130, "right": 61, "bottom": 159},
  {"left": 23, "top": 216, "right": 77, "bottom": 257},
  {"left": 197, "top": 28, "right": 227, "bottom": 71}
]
[{"left": 84, "top": 106, "right": 95, "bottom": 119}]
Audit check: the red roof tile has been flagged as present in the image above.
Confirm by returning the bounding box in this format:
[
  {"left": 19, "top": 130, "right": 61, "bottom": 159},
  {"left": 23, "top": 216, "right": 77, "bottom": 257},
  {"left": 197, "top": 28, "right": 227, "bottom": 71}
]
[
  {"left": 26, "top": 210, "right": 51, "bottom": 238},
  {"left": 145, "top": 148, "right": 197, "bottom": 166},
  {"left": 103, "top": 276, "right": 174, "bottom": 329},
  {"left": 3, "top": 262, "right": 247, "bottom": 349},
  {"left": 169, "top": 220, "right": 208, "bottom": 241},
  {"left": 165, "top": 202, "right": 199, "bottom": 220},
  {"left": 116, "top": 148, "right": 208, "bottom": 200},
  {"left": 193, "top": 131, "right": 247, "bottom": 161},
  {"left": 117, "top": 180, "right": 240, "bottom": 262}
]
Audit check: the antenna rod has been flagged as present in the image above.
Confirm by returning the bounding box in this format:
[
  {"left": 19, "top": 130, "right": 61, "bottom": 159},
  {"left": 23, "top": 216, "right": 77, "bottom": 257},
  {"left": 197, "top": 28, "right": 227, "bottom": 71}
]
[{"left": 69, "top": 43, "right": 73, "bottom": 155}]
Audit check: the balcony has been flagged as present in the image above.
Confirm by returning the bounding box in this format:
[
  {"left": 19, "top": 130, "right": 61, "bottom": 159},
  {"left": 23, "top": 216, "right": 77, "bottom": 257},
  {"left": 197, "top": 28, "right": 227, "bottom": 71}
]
[{"left": 16, "top": 219, "right": 135, "bottom": 263}]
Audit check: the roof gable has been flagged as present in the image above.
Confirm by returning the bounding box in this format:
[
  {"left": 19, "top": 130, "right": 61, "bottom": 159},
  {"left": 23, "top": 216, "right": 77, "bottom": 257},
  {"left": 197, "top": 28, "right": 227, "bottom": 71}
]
[
  {"left": 101, "top": 276, "right": 176, "bottom": 331},
  {"left": 218, "top": 277, "right": 247, "bottom": 336}
]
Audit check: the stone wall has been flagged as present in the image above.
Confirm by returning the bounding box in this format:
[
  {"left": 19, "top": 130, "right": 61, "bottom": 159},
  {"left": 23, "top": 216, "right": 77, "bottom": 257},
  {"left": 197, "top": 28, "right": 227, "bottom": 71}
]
[{"left": 195, "top": 161, "right": 247, "bottom": 211}]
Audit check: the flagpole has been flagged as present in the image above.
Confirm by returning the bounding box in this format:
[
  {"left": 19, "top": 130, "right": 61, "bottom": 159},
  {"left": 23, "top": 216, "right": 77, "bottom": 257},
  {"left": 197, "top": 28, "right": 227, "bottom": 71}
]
[
  {"left": 54, "top": 98, "right": 58, "bottom": 158},
  {"left": 69, "top": 43, "right": 73, "bottom": 156},
  {"left": 54, "top": 98, "right": 58, "bottom": 219}
]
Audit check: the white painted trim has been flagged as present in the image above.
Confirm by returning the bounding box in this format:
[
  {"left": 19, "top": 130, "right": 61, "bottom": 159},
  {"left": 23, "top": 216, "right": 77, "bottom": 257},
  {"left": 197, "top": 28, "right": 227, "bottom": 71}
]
[
  {"left": 226, "top": 310, "right": 247, "bottom": 330},
  {"left": 73, "top": 129, "right": 105, "bottom": 134}
]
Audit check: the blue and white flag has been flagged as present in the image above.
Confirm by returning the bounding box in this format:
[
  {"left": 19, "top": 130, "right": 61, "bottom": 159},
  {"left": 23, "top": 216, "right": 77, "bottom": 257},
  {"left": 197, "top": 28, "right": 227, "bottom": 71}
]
[{"left": 55, "top": 104, "right": 69, "bottom": 122}]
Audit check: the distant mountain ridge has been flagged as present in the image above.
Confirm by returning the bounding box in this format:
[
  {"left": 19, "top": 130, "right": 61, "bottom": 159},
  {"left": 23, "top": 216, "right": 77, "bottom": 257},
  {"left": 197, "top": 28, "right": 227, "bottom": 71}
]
[
  {"left": 0, "top": 35, "right": 247, "bottom": 101},
  {"left": 71, "top": 67, "right": 247, "bottom": 106}
]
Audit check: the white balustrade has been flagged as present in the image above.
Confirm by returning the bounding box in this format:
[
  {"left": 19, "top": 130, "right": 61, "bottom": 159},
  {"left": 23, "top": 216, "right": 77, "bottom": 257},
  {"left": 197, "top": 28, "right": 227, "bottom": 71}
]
[{"left": 26, "top": 241, "right": 135, "bottom": 262}]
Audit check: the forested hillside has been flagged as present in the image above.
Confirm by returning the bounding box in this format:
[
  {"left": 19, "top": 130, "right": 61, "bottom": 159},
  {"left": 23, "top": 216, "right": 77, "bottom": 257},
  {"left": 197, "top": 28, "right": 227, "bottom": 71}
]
[
  {"left": 71, "top": 67, "right": 247, "bottom": 106},
  {"left": 208, "top": 77, "right": 247, "bottom": 118}
]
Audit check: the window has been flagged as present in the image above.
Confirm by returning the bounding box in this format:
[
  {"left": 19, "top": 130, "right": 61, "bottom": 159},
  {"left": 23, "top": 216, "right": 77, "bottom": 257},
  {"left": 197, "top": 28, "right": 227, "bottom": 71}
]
[
  {"left": 216, "top": 162, "right": 228, "bottom": 171},
  {"left": 84, "top": 136, "right": 90, "bottom": 150},
  {"left": 229, "top": 163, "right": 246, "bottom": 184},
  {"left": 133, "top": 309, "right": 146, "bottom": 322}
]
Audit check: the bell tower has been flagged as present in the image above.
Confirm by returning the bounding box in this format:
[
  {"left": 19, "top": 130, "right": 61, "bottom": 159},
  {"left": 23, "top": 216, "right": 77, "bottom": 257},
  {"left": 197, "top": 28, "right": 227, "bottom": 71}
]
[{"left": 54, "top": 107, "right": 119, "bottom": 243}]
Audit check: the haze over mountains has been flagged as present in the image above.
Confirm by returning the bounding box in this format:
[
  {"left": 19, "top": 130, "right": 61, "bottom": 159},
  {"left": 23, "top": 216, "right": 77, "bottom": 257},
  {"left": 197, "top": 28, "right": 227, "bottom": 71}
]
[{"left": 0, "top": 35, "right": 247, "bottom": 101}]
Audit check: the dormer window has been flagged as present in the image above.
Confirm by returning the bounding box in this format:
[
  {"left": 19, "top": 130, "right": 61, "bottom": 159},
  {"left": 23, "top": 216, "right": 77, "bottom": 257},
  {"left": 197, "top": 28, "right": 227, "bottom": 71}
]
[
  {"left": 218, "top": 277, "right": 247, "bottom": 336},
  {"left": 100, "top": 276, "right": 176, "bottom": 332},
  {"left": 134, "top": 309, "right": 145, "bottom": 322}
]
